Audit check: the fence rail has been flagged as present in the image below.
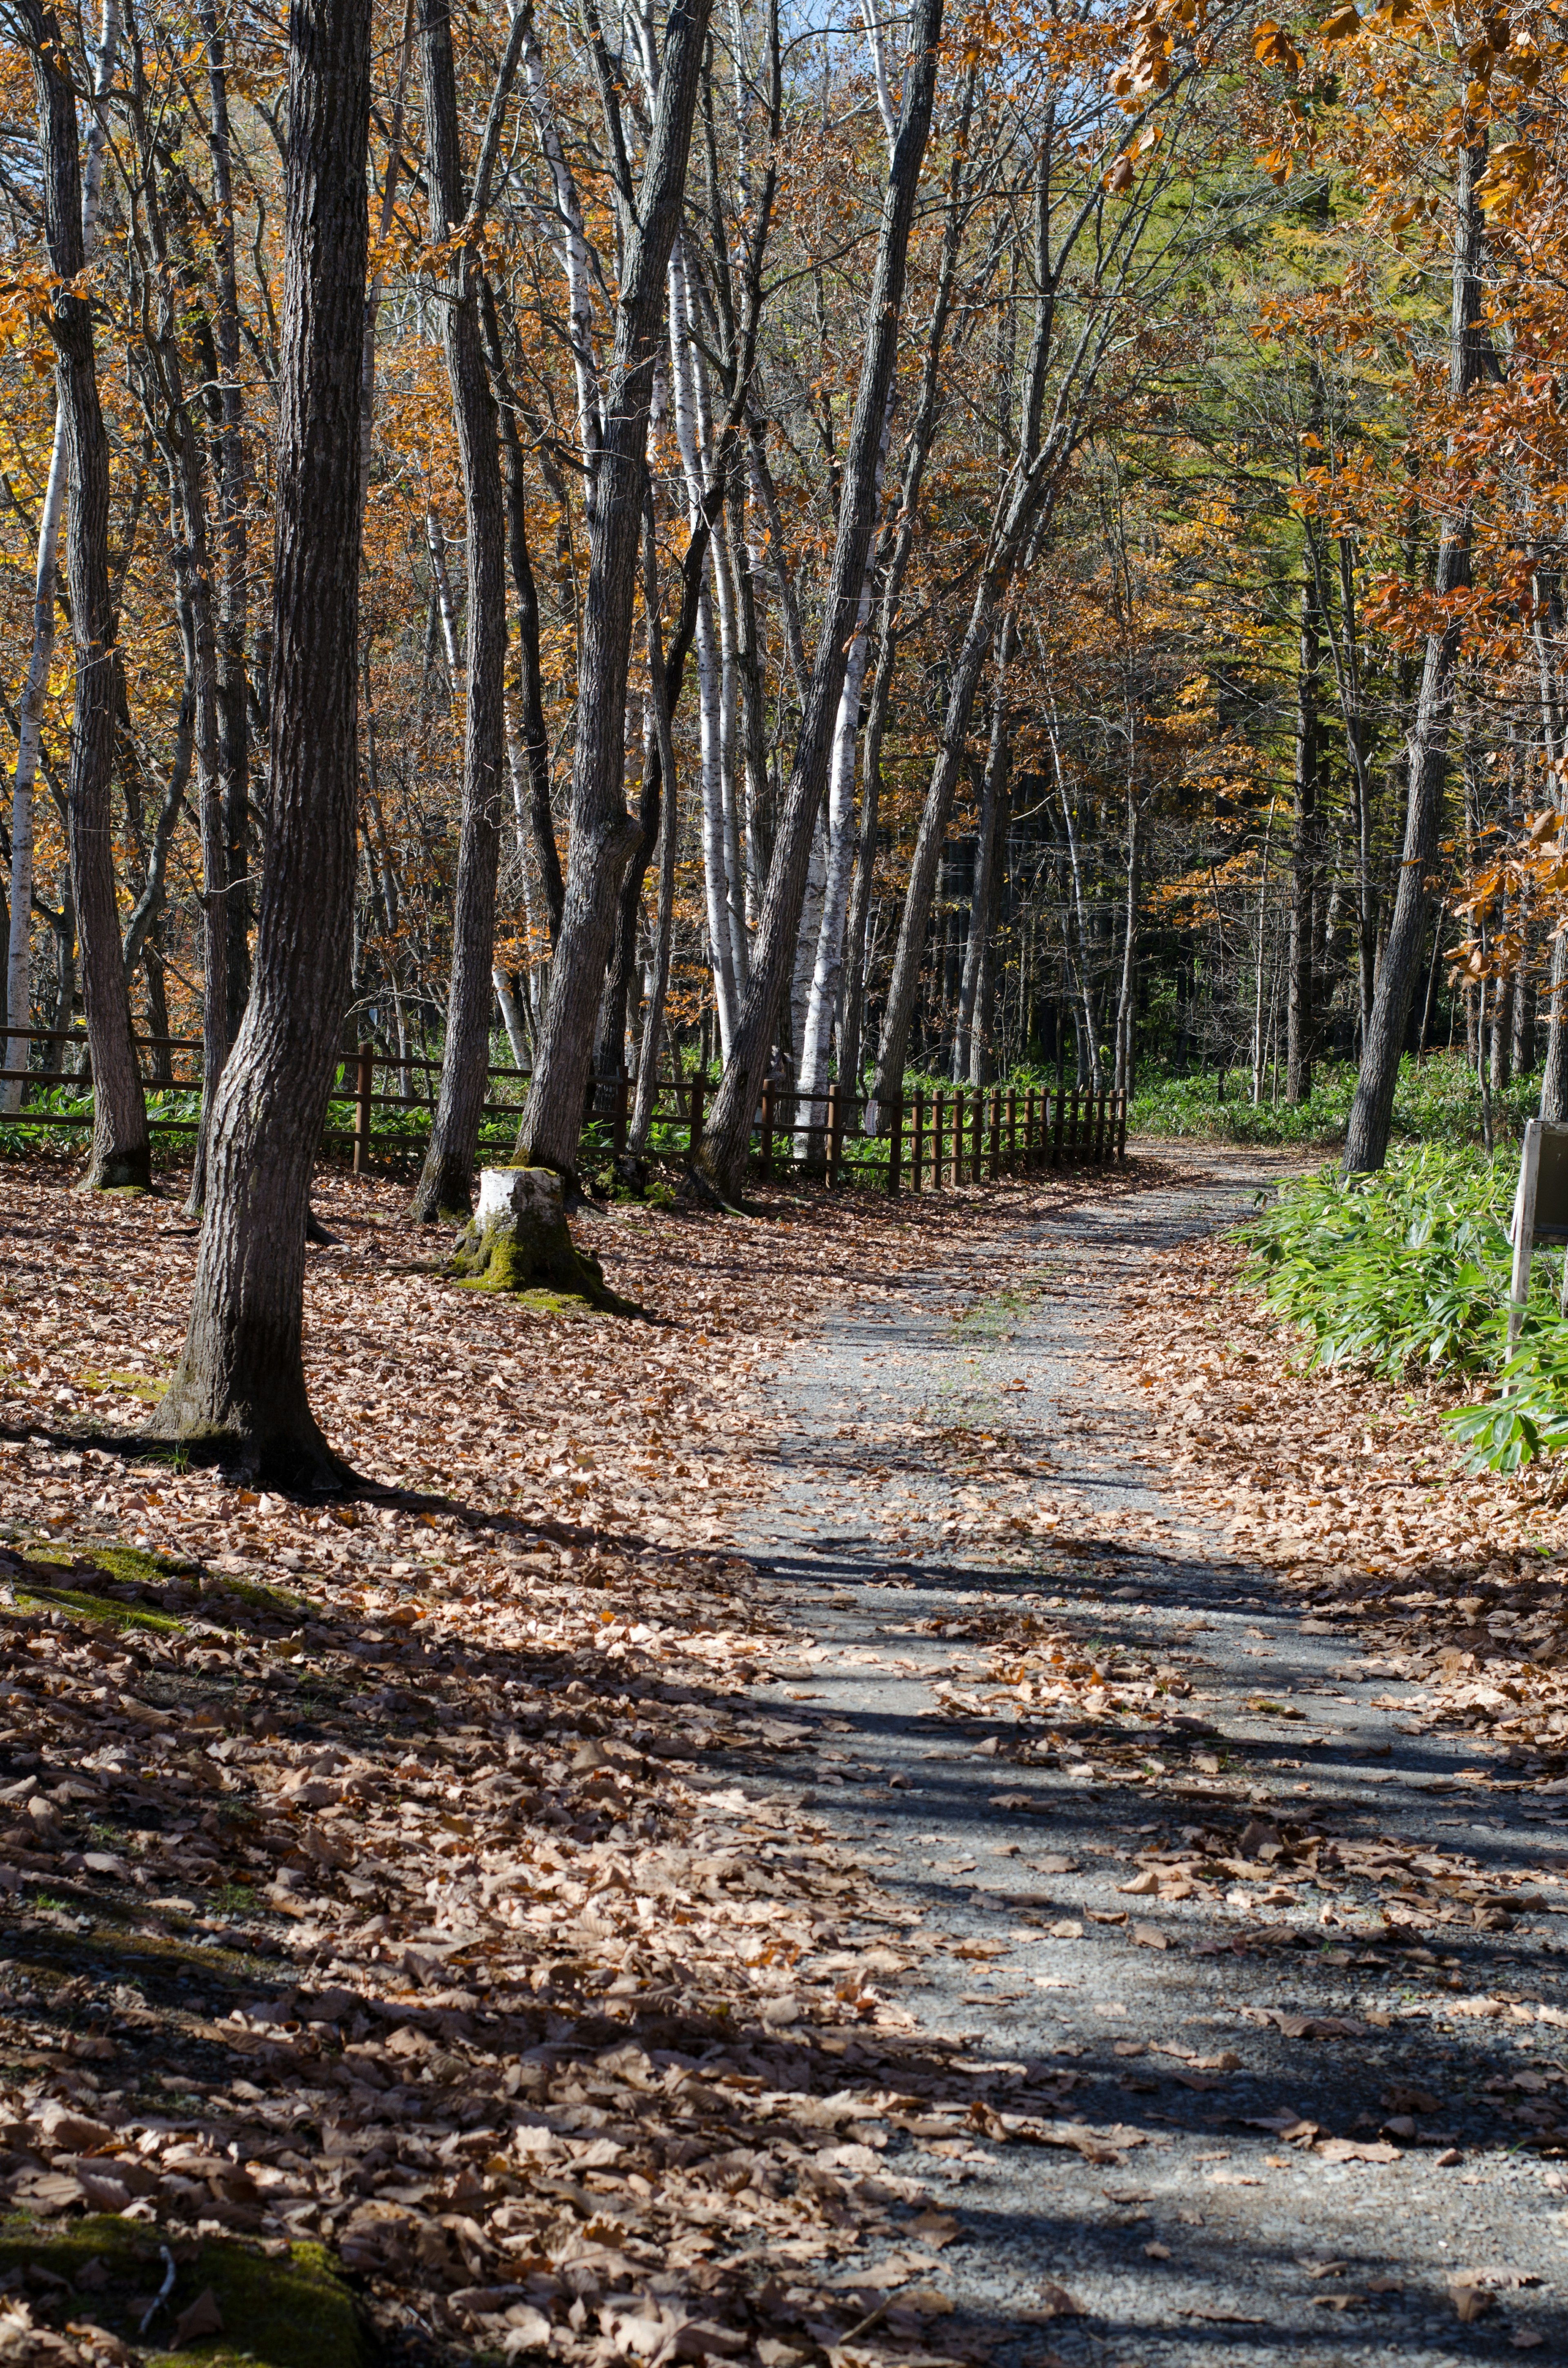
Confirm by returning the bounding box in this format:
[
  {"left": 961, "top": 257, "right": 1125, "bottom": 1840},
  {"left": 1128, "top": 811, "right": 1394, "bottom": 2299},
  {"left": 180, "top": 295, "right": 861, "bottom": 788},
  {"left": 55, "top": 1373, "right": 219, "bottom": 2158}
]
[{"left": 0, "top": 1027, "right": 1127, "bottom": 1193}]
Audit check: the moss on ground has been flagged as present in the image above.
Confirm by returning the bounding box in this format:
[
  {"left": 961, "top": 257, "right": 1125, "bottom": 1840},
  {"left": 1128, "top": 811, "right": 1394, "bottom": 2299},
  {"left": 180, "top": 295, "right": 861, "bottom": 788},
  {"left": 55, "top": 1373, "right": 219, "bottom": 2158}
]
[
  {"left": 0, "top": 2216, "right": 363, "bottom": 2366},
  {"left": 11, "top": 1581, "right": 185, "bottom": 1635}
]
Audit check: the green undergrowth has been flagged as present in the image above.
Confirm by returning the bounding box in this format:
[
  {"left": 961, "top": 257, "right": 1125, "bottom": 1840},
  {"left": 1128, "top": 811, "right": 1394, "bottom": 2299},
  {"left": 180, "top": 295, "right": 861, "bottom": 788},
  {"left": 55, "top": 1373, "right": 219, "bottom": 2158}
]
[
  {"left": 1244, "top": 1145, "right": 1568, "bottom": 1472},
  {"left": 0, "top": 2215, "right": 363, "bottom": 2366},
  {"left": 1131, "top": 1052, "right": 1545, "bottom": 1148}
]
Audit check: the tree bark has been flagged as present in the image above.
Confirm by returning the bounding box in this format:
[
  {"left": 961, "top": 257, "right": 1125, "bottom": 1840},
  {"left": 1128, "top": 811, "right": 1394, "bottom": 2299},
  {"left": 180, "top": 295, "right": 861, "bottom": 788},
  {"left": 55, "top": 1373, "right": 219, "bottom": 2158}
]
[
  {"left": 1287, "top": 555, "right": 1320, "bottom": 1103},
  {"left": 145, "top": 0, "right": 371, "bottom": 1483},
  {"left": 512, "top": 0, "right": 717, "bottom": 1179},
  {"left": 481, "top": 281, "right": 563, "bottom": 946},
  {"left": 18, "top": 0, "right": 148, "bottom": 1186},
  {"left": 697, "top": 0, "right": 944, "bottom": 1197},
  {"left": 837, "top": 79, "right": 973, "bottom": 1090},
  {"left": 1343, "top": 135, "right": 1493, "bottom": 1175},
  {"left": 2, "top": 410, "right": 65, "bottom": 1117},
  {"left": 410, "top": 0, "right": 509, "bottom": 1223},
  {"left": 4, "top": 0, "right": 118, "bottom": 1118},
  {"left": 954, "top": 614, "right": 1014, "bottom": 1086},
  {"left": 196, "top": 0, "right": 252, "bottom": 1043}
]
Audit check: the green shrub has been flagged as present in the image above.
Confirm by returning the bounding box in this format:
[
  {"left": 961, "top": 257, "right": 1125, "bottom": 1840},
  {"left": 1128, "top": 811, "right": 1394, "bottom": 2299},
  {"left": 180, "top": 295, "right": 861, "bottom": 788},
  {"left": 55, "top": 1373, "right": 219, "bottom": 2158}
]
[
  {"left": 1243, "top": 1144, "right": 1568, "bottom": 1473},
  {"left": 1131, "top": 1052, "right": 1544, "bottom": 1150}
]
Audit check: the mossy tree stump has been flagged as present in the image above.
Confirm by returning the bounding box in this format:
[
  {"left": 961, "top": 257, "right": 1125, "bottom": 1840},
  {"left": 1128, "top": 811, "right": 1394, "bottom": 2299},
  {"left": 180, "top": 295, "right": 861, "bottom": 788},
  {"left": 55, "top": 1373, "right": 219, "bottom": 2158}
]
[{"left": 450, "top": 1167, "right": 624, "bottom": 1308}]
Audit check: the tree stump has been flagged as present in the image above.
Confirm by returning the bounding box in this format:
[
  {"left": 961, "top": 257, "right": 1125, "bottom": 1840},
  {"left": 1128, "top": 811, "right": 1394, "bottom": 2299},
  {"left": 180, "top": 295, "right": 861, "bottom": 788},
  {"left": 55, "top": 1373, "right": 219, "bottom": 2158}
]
[{"left": 450, "top": 1167, "right": 625, "bottom": 1309}]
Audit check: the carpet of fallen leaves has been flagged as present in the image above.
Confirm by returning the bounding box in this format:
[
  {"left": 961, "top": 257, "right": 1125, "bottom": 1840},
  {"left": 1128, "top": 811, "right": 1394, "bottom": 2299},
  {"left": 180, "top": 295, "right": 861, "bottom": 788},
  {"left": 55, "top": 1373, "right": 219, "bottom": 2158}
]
[
  {"left": 1111, "top": 1222, "right": 1568, "bottom": 1784},
  {"left": 0, "top": 1152, "right": 1133, "bottom": 2368}
]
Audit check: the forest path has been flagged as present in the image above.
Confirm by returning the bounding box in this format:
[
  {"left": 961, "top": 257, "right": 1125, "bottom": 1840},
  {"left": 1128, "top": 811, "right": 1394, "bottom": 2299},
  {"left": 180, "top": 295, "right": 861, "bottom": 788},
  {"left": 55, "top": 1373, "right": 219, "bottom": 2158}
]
[{"left": 727, "top": 1148, "right": 1568, "bottom": 2368}]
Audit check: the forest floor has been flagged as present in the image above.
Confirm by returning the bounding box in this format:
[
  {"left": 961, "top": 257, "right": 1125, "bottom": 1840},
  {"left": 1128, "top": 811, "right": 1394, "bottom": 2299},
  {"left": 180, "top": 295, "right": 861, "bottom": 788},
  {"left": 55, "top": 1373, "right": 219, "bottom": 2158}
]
[{"left": 0, "top": 1146, "right": 1566, "bottom": 2368}]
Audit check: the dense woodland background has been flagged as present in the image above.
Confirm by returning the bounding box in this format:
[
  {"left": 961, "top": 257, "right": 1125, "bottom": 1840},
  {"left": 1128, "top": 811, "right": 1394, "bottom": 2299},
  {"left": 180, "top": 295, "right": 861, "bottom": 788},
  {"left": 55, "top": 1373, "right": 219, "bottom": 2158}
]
[{"left": 2, "top": 0, "right": 1566, "bottom": 1176}]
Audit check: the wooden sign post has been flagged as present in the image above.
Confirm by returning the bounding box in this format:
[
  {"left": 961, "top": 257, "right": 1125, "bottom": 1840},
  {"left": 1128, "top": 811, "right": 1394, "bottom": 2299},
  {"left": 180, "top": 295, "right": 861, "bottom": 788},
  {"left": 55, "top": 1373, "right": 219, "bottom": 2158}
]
[{"left": 1506, "top": 1118, "right": 1568, "bottom": 1345}]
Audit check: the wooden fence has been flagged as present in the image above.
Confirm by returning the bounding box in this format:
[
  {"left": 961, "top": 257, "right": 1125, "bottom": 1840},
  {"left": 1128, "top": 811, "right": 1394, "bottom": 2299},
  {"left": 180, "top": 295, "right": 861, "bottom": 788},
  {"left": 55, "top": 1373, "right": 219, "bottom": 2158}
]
[{"left": 0, "top": 1026, "right": 1127, "bottom": 1194}]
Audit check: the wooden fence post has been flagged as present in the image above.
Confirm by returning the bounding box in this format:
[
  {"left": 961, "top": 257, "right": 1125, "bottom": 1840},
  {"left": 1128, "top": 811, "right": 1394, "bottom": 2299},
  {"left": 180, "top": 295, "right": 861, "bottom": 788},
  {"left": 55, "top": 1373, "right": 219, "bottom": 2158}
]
[
  {"left": 760, "top": 1077, "right": 775, "bottom": 1180},
  {"left": 970, "top": 1090, "right": 982, "bottom": 1184},
  {"left": 1067, "top": 1088, "right": 1079, "bottom": 1161},
  {"left": 827, "top": 1080, "right": 844, "bottom": 1186},
  {"left": 954, "top": 1091, "right": 965, "bottom": 1187},
  {"left": 1094, "top": 1091, "right": 1107, "bottom": 1163},
  {"left": 690, "top": 1076, "right": 706, "bottom": 1159},
  {"left": 912, "top": 1090, "right": 925, "bottom": 1192},
  {"left": 988, "top": 1089, "right": 1001, "bottom": 1180},
  {"left": 1007, "top": 1088, "right": 1017, "bottom": 1172},
  {"left": 1052, "top": 1086, "right": 1065, "bottom": 1168},
  {"left": 353, "top": 1042, "right": 374, "bottom": 1175},
  {"left": 1024, "top": 1086, "right": 1036, "bottom": 1167},
  {"left": 933, "top": 1091, "right": 945, "bottom": 1189},
  {"left": 887, "top": 1095, "right": 903, "bottom": 1197}
]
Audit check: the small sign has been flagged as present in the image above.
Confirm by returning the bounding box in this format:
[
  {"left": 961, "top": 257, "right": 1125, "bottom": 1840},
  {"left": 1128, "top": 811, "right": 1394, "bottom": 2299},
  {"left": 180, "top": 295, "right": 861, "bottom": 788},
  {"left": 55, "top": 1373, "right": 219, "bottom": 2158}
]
[{"left": 1506, "top": 1119, "right": 1568, "bottom": 1343}]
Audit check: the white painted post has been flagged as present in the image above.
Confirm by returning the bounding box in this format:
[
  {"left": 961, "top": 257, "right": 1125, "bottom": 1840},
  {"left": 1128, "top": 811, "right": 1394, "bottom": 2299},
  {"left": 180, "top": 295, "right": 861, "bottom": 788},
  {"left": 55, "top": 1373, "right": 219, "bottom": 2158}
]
[{"left": 1508, "top": 1119, "right": 1543, "bottom": 1349}]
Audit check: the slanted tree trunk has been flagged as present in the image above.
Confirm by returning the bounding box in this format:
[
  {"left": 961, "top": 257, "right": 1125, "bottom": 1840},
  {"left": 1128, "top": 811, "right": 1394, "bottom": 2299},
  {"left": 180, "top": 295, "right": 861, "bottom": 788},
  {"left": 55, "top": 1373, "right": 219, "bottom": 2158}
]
[
  {"left": 697, "top": 0, "right": 944, "bottom": 1197},
  {"left": 18, "top": 0, "right": 147, "bottom": 1186},
  {"left": 411, "top": 0, "right": 509, "bottom": 1223},
  {"left": 145, "top": 0, "right": 371, "bottom": 1483},
  {"left": 839, "top": 88, "right": 972, "bottom": 1096},
  {"left": 513, "top": 0, "right": 716, "bottom": 1180},
  {"left": 1344, "top": 135, "right": 1493, "bottom": 1176}
]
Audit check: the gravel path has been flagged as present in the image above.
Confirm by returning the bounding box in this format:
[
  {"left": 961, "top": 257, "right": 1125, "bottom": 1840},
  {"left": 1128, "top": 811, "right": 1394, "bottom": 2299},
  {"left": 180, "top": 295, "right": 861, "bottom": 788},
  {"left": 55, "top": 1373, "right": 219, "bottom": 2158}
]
[{"left": 726, "top": 1150, "right": 1568, "bottom": 2368}]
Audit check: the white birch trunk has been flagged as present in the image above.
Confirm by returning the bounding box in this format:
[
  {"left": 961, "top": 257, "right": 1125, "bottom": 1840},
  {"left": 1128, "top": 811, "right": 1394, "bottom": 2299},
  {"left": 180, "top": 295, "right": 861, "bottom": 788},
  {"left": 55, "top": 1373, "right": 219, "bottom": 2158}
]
[
  {"left": 793, "top": 568, "right": 873, "bottom": 1156},
  {"left": 789, "top": 812, "right": 829, "bottom": 1108},
  {"left": 667, "top": 239, "right": 739, "bottom": 1056},
  {"left": 4, "top": 0, "right": 119, "bottom": 1115},
  {"left": 516, "top": 0, "right": 602, "bottom": 463}
]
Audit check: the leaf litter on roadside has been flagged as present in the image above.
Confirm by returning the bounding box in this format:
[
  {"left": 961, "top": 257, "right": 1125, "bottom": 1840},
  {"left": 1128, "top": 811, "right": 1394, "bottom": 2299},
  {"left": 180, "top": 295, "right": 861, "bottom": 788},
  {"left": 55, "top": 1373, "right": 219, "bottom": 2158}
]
[{"left": 0, "top": 1159, "right": 1175, "bottom": 2368}]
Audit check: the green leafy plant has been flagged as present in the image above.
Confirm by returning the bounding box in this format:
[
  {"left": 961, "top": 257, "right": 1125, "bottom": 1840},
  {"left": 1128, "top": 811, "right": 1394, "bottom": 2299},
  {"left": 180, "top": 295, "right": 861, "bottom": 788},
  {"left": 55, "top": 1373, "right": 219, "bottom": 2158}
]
[{"left": 1243, "top": 1143, "right": 1568, "bottom": 1473}]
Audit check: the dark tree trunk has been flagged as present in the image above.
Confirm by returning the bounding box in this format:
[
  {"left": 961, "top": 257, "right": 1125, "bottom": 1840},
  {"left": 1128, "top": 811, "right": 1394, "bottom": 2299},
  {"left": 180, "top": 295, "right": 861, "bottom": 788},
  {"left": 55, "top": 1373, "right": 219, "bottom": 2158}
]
[
  {"left": 145, "top": 0, "right": 371, "bottom": 1484},
  {"left": 698, "top": 0, "right": 944, "bottom": 1197},
  {"left": 1287, "top": 558, "right": 1320, "bottom": 1104},
  {"left": 19, "top": 0, "right": 149, "bottom": 1187},
  {"left": 411, "top": 0, "right": 508, "bottom": 1223},
  {"left": 839, "top": 80, "right": 972, "bottom": 1089},
  {"left": 513, "top": 0, "right": 717, "bottom": 1178},
  {"left": 1345, "top": 136, "right": 1494, "bottom": 1174},
  {"left": 481, "top": 280, "right": 563, "bottom": 946}
]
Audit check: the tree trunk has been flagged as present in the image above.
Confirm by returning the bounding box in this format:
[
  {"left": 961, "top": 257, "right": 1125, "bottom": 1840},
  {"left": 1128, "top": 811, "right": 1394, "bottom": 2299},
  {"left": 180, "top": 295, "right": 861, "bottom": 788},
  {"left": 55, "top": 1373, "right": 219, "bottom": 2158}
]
[
  {"left": 196, "top": 0, "right": 252, "bottom": 1043},
  {"left": 1113, "top": 781, "right": 1140, "bottom": 1097},
  {"left": 2, "top": 410, "right": 65, "bottom": 1117},
  {"left": 631, "top": 497, "right": 678, "bottom": 1155},
  {"left": 795, "top": 555, "right": 878, "bottom": 1156},
  {"left": 954, "top": 615, "right": 1014, "bottom": 1087},
  {"left": 411, "top": 0, "right": 508, "bottom": 1224},
  {"left": 145, "top": 0, "right": 371, "bottom": 1483},
  {"left": 697, "top": 0, "right": 944, "bottom": 1197},
  {"left": 19, "top": 0, "right": 148, "bottom": 1187},
  {"left": 1344, "top": 136, "right": 1492, "bottom": 1176},
  {"left": 513, "top": 0, "right": 716, "bottom": 1179},
  {"left": 1287, "top": 555, "right": 1319, "bottom": 1104},
  {"left": 481, "top": 281, "right": 563, "bottom": 946}
]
